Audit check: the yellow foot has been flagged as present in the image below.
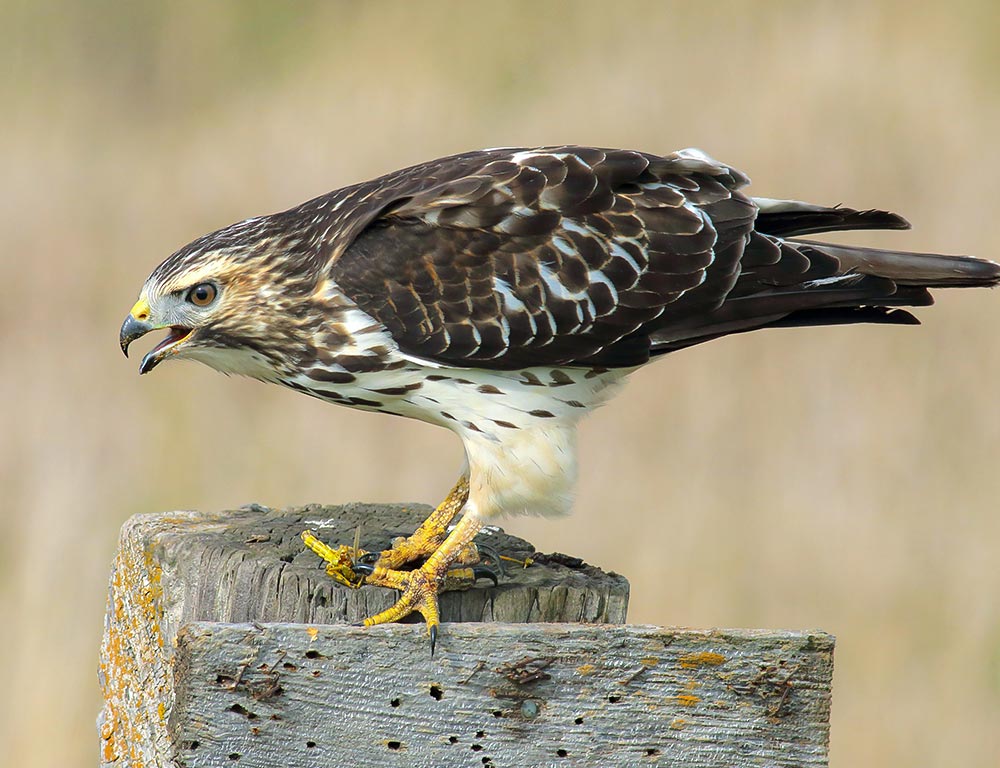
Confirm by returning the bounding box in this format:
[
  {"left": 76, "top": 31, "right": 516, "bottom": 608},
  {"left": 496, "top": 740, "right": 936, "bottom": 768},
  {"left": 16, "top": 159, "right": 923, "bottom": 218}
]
[
  {"left": 374, "top": 476, "right": 470, "bottom": 570},
  {"left": 300, "top": 530, "right": 368, "bottom": 588},
  {"left": 363, "top": 511, "right": 489, "bottom": 653},
  {"left": 356, "top": 559, "right": 496, "bottom": 653}
]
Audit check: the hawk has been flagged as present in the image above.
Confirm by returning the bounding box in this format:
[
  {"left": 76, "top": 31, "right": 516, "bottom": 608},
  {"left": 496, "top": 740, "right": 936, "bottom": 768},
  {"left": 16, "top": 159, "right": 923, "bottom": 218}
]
[{"left": 120, "top": 146, "right": 999, "bottom": 647}]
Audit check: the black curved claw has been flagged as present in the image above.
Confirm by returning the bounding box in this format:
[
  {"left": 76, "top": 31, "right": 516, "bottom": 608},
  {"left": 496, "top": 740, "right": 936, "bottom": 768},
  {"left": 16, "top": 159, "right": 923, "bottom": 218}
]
[
  {"left": 475, "top": 543, "right": 506, "bottom": 578},
  {"left": 357, "top": 551, "right": 380, "bottom": 565},
  {"left": 472, "top": 564, "right": 500, "bottom": 587},
  {"left": 353, "top": 562, "right": 375, "bottom": 576},
  {"left": 429, "top": 624, "right": 438, "bottom": 656}
]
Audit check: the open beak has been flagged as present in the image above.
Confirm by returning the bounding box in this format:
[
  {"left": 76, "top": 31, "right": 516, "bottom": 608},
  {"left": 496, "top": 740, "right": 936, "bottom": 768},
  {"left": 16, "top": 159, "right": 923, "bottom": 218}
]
[{"left": 120, "top": 301, "right": 192, "bottom": 374}]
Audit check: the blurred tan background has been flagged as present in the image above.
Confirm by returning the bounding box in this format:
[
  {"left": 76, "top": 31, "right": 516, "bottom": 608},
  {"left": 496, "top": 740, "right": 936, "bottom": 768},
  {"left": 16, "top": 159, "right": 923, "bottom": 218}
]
[{"left": 2, "top": 1, "right": 999, "bottom": 765}]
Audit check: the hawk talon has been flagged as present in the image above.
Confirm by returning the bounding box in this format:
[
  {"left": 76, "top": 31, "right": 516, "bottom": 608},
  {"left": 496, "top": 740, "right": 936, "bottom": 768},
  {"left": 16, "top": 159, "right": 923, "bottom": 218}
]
[
  {"left": 473, "top": 543, "right": 505, "bottom": 577},
  {"left": 470, "top": 564, "right": 500, "bottom": 587}
]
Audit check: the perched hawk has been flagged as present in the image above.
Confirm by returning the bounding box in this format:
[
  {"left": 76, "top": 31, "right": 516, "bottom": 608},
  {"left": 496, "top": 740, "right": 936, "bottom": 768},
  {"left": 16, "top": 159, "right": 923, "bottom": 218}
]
[{"left": 121, "top": 146, "right": 999, "bottom": 647}]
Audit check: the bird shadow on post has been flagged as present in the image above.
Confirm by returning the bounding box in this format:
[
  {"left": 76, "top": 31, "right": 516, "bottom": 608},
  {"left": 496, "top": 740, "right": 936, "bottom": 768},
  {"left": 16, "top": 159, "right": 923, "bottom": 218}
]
[{"left": 99, "top": 502, "right": 833, "bottom": 767}]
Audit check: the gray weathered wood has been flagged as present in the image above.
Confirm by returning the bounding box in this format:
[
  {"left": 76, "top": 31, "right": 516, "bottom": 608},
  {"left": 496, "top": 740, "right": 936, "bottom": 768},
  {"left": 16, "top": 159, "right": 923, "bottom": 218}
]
[
  {"left": 171, "top": 623, "right": 833, "bottom": 768},
  {"left": 99, "top": 503, "right": 834, "bottom": 767},
  {"left": 99, "top": 503, "right": 630, "bottom": 766}
]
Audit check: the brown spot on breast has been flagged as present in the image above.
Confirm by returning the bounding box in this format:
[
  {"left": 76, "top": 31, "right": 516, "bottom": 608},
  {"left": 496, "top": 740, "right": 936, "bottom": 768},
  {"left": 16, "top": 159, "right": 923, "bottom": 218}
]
[
  {"left": 370, "top": 383, "right": 422, "bottom": 395},
  {"left": 305, "top": 369, "right": 356, "bottom": 384},
  {"left": 549, "top": 370, "right": 574, "bottom": 386},
  {"left": 529, "top": 409, "right": 555, "bottom": 418},
  {"left": 520, "top": 372, "right": 545, "bottom": 387},
  {"left": 345, "top": 397, "right": 384, "bottom": 408},
  {"left": 477, "top": 384, "right": 503, "bottom": 394},
  {"left": 492, "top": 419, "right": 519, "bottom": 429},
  {"left": 336, "top": 355, "right": 390, "bottom": 373}
]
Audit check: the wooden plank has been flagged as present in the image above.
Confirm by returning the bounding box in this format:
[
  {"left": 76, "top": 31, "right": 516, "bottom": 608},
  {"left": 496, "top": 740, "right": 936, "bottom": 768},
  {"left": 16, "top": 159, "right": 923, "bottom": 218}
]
[
  {"left": 99, "top": 503, "right": 631, "bottom": 766},
  {"left": 171, "top": 622, "right": 834, "bottom": 768}
]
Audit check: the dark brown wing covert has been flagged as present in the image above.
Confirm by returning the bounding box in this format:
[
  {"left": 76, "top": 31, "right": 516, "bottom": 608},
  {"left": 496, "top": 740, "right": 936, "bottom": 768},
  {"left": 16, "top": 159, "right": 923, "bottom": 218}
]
[{"left": 331, "top": 146, "right": 757, "bottom": 368}]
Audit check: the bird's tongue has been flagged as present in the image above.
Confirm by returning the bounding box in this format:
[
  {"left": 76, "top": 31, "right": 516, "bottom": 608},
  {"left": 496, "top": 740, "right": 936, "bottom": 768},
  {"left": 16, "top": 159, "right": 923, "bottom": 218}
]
[{"left": 151, "top": 326, "right": 191, "bottom": 353}]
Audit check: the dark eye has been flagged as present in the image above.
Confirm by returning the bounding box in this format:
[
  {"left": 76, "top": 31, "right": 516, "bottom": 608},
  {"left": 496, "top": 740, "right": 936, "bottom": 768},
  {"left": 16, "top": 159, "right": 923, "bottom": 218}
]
[{"left": 187, "top": 283, "right": 217, "bottom": 307}]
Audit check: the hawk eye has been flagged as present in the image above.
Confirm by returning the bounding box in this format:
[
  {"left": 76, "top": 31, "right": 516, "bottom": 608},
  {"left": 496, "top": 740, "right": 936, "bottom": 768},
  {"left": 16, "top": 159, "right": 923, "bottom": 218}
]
[{"left": 187, "top": 283, "right": 217, "bottom": 307}]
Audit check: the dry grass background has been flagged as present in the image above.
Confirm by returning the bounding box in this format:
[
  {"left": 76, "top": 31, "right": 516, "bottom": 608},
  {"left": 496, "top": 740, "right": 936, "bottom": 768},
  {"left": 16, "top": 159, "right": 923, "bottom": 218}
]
[{"left": 2, "top": 1, "right": 999, "bottom": 765}]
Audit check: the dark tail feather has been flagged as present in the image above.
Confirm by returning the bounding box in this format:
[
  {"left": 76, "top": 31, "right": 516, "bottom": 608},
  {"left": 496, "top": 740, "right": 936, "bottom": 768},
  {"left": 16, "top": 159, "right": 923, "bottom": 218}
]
[
  {"left": 649, "top": 210, "right": 999, "bottom": 355},
  {"left": 795, "top": 239, "right": 1000, "bottom": 288},
  {"left": 652, "top": 305, "right": 923, "bottom": 353},
  {"left": 753, "top": 198, "right": 911, "bottom": 238}
]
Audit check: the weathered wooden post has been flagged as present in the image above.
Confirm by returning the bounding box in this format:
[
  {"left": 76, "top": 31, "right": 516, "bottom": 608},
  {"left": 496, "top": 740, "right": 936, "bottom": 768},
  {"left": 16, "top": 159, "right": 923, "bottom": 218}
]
[{"left": 99, "top": 502, "right": 834, "bottom": 767}]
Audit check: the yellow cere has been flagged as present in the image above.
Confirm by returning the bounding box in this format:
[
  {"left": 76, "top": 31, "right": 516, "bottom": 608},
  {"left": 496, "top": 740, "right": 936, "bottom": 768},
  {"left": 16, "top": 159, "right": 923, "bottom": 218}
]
[{"left": 129, "top": 298, "right": 151, "bottom": 322}]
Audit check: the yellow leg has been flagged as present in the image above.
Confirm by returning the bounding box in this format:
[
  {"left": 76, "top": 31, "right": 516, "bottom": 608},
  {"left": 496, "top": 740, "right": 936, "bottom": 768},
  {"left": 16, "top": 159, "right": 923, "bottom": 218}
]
[
  {"left": 361, "top": 511, "right": 485, "bottom": 650},
  {"left": 375, "top": 475, "right": 471, "bottom": 570}
]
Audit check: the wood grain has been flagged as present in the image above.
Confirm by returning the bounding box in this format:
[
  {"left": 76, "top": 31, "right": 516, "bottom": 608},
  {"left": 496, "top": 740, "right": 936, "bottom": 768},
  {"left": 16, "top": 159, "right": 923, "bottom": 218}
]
[
  {"left": 172, "top": 622, "right": 833, "bottom": 768},
  {"left": 99, "top": 503, "right": 630, "bottom": 766}
]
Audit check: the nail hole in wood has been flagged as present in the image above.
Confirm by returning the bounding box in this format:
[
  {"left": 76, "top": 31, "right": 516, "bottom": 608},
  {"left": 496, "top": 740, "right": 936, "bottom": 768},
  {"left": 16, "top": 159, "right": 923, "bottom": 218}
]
[
  {"left": 429, "top": 684, "right": 443, "bottom": 700},
  {"left": 390, "top": 698, "right": 401, "bottom": 708},
  {"left": 608, "top": 694, "right": 621, "bottom": 703},
  {"left": 228, "top": 753, "right": 240, "bottom": 761},
  {"left": 471, "top": 744, "right": 483, "bottom": 752},
  {"left": 646, "top": 748, "right": 661, "bottom": 756},
  {"left": 306, "top": 741, "right": 316, "bottom": 749},
  {"left": 557, "top": 748, "right": 569, "bottom": 758},
  {"left": 228, "top": 704, "right": 257, "bottom": 720},
  {"left": 448, "top": 736, "right": 459, "bottom": 744},
  {"left": 387, "top": 741, "right": 403, "bottom": 751},
  {"left": 574, "top": 717, "right": 584, "bottom": 725}
]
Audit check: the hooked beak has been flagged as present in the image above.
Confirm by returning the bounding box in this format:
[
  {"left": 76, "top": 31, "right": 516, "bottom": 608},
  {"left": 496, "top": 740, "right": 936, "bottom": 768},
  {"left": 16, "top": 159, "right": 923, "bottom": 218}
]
[
  {"left": 120, "top": 313, "right": 153, "bottom": 357},
  {"left": 119, "top": 298, "right": 192, "bottom": 374}
]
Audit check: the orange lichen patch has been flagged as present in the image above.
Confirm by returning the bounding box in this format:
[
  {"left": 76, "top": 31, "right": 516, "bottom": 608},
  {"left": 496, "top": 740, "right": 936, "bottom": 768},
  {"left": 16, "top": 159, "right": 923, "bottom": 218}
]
[
  {"left": 576, "top": 663, "right": 596, "bottom": 676},
  {"left": 640, "top": 657, "right": 658, "bottom": 668},
  {"left": 684, "top": 680, "right": 701, "bottom": 691},
  {"left": 307, "top": 626, "right": 319, "bottom": 641},
  {"left": 678, "top": 651, "right": 726, "bottom": 669},
  {"left": 669, "top": 717, "right": 687, "bottom": 730},
  {"left": 99, "top": 520, "right": 175, "bottom": 766},
  {"left": 673, "top": 694, "right": 701, "bottom": 707}
]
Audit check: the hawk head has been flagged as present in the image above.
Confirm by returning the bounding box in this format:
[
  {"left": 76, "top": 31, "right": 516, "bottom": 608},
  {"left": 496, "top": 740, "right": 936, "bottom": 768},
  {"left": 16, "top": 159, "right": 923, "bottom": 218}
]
[{"left": 120, "top": 216, "right": 321, "bottom": 379}]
